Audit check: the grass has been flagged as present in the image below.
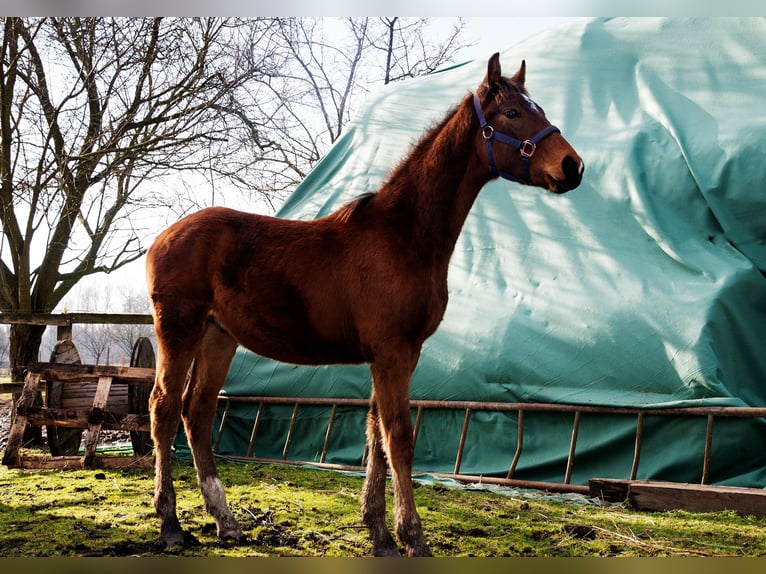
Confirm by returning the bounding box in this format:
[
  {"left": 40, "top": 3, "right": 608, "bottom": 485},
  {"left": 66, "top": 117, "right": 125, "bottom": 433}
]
[{"left": 1, "top": 455, "right": 765, "bottom": 557}]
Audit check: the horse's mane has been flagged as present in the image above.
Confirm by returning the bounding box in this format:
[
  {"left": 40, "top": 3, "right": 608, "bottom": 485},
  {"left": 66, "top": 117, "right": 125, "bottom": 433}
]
[
  {"left": 331, "top": 191, "right": 376, "bottom": 223},
  {"left": 385, "top": 96, "right": 473, "bottom": 185},
  {"left": 330, "top": 93, "right": 475, "bottom": 223}
]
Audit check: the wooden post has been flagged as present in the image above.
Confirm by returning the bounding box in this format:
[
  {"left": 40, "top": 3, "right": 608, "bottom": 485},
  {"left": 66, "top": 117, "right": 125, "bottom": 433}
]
[
  {"left": 56, "top": 319, "right": 73, "bottom": 341},
  {"left": 81, "top": 376, "right": 114, "bottom": 467},
  {"left": 1, "top": 372, "right": 42, "bottom": 466}
]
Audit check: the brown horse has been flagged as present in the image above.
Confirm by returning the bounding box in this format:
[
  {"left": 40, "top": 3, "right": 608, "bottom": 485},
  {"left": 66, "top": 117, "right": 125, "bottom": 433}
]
[{"left": 146, "top": 53, "right": 583, "bottom": 556}]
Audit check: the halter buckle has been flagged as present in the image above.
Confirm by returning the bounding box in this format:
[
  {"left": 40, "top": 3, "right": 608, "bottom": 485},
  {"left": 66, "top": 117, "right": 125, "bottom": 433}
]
[
  {"left": 482, "top": 125, "right": 494, "bottom": 140},
  {"left": 520, "top": 140, "right": 537, "bottom": 158}
]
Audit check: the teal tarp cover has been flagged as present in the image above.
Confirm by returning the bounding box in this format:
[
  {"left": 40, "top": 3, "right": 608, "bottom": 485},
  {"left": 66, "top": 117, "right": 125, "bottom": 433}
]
[{"left": 205, "top": 18, "right": 766, "bottom": 488}]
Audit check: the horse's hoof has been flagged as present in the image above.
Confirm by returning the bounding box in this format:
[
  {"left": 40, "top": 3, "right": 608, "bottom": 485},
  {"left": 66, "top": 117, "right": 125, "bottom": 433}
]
[
  {"left": 409, "top": 546, "right": 433, "bottom": 557},
  {"left": 373, "top": 545, "right": 403, "bottom": 557},
  {"left": 161, "top": 535, "right": 185, "bottom": 550},
  {"left": 218, "top": 528, "right": 245, "bottom": 544},
  {"left": 161, "top": 529, "right": 198, "bottom": 551},
  {"left": 405, "top": 540, "right": 432, "bottom": 557}
]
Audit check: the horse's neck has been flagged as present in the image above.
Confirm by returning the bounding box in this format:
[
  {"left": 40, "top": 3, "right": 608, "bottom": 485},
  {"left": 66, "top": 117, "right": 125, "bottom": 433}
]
[{"left": 378, "top": 95, "right": 490, "bottom": 268}]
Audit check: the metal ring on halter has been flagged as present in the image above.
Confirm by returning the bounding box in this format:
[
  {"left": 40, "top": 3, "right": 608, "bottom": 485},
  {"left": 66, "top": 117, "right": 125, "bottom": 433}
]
[
  {"left": 520, "top": 140, "right": 537, "bottom": 158},
  {"left": 482, "top": 126, "right": 494, "bottom": 140}
]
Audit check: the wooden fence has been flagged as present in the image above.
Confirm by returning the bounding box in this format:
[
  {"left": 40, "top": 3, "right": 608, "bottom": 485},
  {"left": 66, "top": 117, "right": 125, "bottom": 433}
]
[
  {"left": 2, "top": 312, "right": 766, "bottom": 516},
  {"left": 0, "top": 312, "right": 154, "bottom": 392},
  {"left": 0, "top": 311, "right": 153, "bottom": 340}
]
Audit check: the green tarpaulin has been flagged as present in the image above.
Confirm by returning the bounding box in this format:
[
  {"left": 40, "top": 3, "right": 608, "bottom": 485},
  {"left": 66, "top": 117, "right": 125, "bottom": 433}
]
[{"left": 196, "top": 18, "right": 766, "bottom": 488}]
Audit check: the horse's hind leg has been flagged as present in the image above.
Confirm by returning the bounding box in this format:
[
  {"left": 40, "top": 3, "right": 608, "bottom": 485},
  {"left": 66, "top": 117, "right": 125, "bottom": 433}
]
[
  {"left": 361, "top": 397, "right": 400, "bottom": 556},
  {"left": 182, "top": 321, "right": 242, "bottom": 542}
]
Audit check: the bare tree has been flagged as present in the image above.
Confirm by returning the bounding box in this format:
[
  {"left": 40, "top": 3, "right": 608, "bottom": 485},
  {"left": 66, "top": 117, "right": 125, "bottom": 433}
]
[
  {"left": 58, "top": 285, "right": 152, "bottom": 364},
  {"left": 228, "top": 17, "right": 469, "bottom": 198},
  {"left": 369, "top": 17, "right": 468, "bottom": 85},
  {"left": 109, "top": 286, "right": 154, "bottom": 362},
  {"left": 0, "top": 17, "right": 280, "bottom": 379},
  {"left": 67, "top": 286, "right": 114, "bottom": 364},
  {"left": 78, "top": 323, "right": 113, "bottom": 365},
  {"left": 0, "top": 17, "right": 467, "bottom": 379}
]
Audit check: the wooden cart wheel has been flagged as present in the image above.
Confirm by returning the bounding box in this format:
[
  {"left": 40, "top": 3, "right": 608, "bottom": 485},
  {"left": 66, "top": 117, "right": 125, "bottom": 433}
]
[
  {"left": 46, "top": 339, "right": 84, "bottom": 456},
  {"left": 128, "top": 337, "right": 155, "bottom": 456}
]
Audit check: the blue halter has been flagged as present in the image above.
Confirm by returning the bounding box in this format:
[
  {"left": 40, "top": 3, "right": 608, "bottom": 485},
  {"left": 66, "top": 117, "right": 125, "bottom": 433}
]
[{"left": 472, "top": 94, "right": 560, "bottom": 185}]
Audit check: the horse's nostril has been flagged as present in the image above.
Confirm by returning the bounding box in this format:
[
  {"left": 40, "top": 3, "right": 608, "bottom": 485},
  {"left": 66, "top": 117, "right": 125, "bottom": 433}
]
[{"left": 562, "top": 155, "right": 583, "bottom": 183}]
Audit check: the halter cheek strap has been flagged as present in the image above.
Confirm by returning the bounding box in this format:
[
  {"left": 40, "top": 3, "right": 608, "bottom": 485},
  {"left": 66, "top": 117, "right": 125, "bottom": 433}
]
[{"left": 472, "top": 94, "right": 560, "bottom": 185}]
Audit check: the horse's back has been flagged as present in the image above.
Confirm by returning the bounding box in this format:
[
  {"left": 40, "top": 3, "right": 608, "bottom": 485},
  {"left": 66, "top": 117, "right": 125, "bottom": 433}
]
[
  {"left": 146, "top": 206, "right": 370, "bottom": 364},
  {"left": 147, "top": 206, "right": 288, "bottom": 289},
  {"left": 145, "top": 202, "right": 444, "bottom": 365}
]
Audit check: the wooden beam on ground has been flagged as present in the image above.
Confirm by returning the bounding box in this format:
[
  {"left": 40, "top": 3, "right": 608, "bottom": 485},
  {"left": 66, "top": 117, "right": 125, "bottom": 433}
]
[
  {"left": 589, "top": 478, "right": 632, "bottom": 502},
  {"left": 13, "top": 454, "right": 154, "bottom": 470},
  {"left": 589, "top": 478, "right": 766, "bottom": 518}
]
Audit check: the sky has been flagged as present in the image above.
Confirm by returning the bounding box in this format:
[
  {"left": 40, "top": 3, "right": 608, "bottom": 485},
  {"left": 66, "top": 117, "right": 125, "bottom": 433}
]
[{"left": 452, "top": 17, "right": 585, "bottom": 63}]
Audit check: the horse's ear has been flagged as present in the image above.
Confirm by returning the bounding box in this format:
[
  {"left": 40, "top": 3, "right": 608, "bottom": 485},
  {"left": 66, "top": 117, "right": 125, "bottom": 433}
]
[
  {"left": 511, "top": 60, "right": 526, "bottom": 87},
  {"left": 479, "top": 52, "right": 502, "bottom": 97},
  {"left": 487, "top": 52, "right": 502, "bottom": 84}
]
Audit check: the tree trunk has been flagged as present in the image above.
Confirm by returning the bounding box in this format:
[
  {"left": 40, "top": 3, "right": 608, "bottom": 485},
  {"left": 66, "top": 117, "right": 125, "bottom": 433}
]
[{"left": 9, "top": 323, "right": 45, "bottom": 382}]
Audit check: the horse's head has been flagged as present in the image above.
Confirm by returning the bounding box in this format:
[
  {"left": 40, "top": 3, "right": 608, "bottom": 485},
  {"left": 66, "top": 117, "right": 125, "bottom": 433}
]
[{"left": 474, "top": 53, "right": 583, "bottom": 194}]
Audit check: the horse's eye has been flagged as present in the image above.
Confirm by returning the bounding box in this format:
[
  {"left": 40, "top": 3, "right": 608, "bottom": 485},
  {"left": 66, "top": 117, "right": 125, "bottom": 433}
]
[{"left": 504, "top": 109, "right": 520, "bottom": 119}]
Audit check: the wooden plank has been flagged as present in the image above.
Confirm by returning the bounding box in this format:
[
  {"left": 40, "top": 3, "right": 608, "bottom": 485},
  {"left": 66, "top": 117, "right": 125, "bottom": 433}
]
[
  {"left": 17, "top": 408, "right": 150, "bottom": 432},
  {"left": 0, "top": 382, "right": 26, "bottom": 394},
  {"left": 17, "top": 455, "right": 84, "bottom": 470},
  {"left": 1, "top": 372, "right": 42, "bottom": 467},
  {"left": 61, "top": 312, "right": 153, "bottom": 325},
  {"left": 0, "top": 312, "right": 153, "bottom": 326},
  {"left": 60, "top": 380, "right": 129, "bottom": 414},
  {"left": 630, "top": 481, "right": 766, "bottom": 517},
  {"left": 589, "top": 478, "right": 631, "bottom": 502},
  {"left": 15, "top": 454, "right": 154, "bottom": 470},
  {"left": 81, "top": 376, "right": 113, "bottom": 468},
  {"left": 0, "top": 313, "right": 73, "bottom": 326},
  {"left": 28, "top": 362, "right": 155, "bottom": 385},
  {"left": 590, "top": 479, "right": 766, "bottom": 518}
]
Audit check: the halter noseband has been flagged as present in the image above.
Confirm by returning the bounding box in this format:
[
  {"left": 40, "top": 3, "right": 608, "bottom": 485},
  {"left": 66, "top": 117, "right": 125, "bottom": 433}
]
[{"left": 472, "top": 94, "right": 560, "bottom": 185}]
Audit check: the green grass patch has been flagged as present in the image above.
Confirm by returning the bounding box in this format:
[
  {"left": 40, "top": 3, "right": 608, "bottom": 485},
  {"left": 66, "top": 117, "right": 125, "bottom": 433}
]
[{"left": 0, "top": 457, "right": 764, "bottom": 557}]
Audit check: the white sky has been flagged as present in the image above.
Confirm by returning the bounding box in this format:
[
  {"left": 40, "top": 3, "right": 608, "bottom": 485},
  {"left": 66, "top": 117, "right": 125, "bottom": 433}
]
[{"left": 455, "top": 17, "right": 585, "bottom": 63}]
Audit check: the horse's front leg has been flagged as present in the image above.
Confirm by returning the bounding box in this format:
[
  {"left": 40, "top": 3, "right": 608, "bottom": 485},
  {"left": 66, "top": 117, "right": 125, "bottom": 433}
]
[
  {"left": 368, "top": 353, "right": 432, "bottom": 557},
  {"left": 361, "top": 398, "right": 400, "bottom": 556}
]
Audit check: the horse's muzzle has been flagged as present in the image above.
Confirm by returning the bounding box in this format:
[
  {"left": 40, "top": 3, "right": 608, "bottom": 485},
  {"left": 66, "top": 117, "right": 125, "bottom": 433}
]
[{"left": 550, "top": 155, "right": 584, "bottom": 194}]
